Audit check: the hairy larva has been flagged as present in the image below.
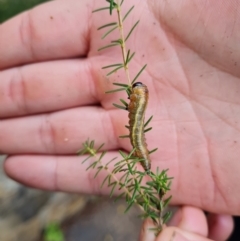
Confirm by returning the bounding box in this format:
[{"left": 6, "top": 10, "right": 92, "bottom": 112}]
[{"left": 128, "top": 82, "right": 151, "bottom": 172}]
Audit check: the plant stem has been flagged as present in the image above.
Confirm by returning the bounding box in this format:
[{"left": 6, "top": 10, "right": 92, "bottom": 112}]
[{"left": 116, "top": 1, "right": 131, "bottom": 85}]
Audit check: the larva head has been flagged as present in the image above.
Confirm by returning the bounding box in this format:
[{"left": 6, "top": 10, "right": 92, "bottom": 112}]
[
  {"left": 132, "top": 82, "right": 143, "bottom": 88},
  {"left": 132, "top": 82, "right": 148, "bottom": 95}
]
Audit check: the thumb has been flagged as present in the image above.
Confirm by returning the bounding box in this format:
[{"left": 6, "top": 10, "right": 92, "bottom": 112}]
[
  {"left": 156, "top": 228, "right": 213, "bottom": 241},
  {"left": 139, "top": 206, "right": 211, "bottom": 241}
]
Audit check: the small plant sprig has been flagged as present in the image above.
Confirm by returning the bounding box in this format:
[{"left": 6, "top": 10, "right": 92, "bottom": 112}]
[
  {"left": 78, "top": 140, "right": 172, "bottom": 234},
  {"left": 78, "top": 0, "right": 173, "bottom": 235}
]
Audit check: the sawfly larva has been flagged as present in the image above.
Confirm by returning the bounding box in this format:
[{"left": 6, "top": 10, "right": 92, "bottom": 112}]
[{"left": 128, "top": 82, "right": 151, "bottom": 172}]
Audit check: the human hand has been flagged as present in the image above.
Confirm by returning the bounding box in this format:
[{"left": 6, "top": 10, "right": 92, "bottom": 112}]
[
  {"left": 140, "top": 206, "right": 233, "bottom": 241},
  {"left": 1, "top": 0, "right": 240, "bottom": 216}
]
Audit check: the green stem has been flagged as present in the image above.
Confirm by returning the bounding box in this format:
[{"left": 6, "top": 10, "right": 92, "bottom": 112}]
[{"left": 116, "top": 1, "right": 131, "bottom": 86}]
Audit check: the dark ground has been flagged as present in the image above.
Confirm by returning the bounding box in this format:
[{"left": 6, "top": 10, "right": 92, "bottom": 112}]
[{"left": 40, "top": 197, "right": 240, "bottom": 241}]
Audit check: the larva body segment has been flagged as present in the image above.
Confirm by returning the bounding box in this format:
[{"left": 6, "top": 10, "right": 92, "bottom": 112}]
[{"left": 128, "top": 82, "right": 151, "bottom": 171}]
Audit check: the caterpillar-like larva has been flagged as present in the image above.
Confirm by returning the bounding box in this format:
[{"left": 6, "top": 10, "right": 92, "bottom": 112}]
[{"left": 128, "top": 82, "right": 151, "bottom": 172}]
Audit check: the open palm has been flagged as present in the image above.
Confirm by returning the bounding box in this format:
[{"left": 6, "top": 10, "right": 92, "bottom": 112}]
[{"left": 1, "top": 0, "right": 239, "bottom": 216}]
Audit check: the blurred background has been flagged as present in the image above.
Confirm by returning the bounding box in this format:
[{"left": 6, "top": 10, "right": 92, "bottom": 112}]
[{"left": 0, "top": 1, "right": 239, "bottom": 240}]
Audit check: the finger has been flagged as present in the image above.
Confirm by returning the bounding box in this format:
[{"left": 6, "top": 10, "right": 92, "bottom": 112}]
[
  {"left": 156, "top": 228, "right": 212, "bottom": 241},
  {"left": 139, "top": 219, "right": 157, "bottom": 241},
  {"left": 0, "top": 0, "right": 92, "bottom": 69},
  {"left": 140, "top": 206, "right": 208, "bottom": 241},
  {"left": 207, "top": 213, "right": 234, "bottom": 241},
  {"left": 4, "top": 152, "right": 145, "bottom": 194},
  {"left": 0, "top": 59, "right": 99, "bottom": 117},
  {"left": 140, "top": 221, "right": 211, "bottom": 241},
  {"left": 168, "top": 206, "right": 208, "bottom": 237},
  {"left": 0, "top": 107, "right": 125, "bottom": 154}
]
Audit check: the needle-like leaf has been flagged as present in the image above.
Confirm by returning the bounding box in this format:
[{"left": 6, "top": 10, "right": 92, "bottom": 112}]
[
  {"left": 119, "top": 134, "right": 130, "bottom": 138},
  {"left": 126, "top": 51, "right": 135, "bottom": 65},
  {"left": 102, "top": 63, "right": 123, "bottom": 69},
  {"left": 125, "top": 20, "right": 139, "bottom": 42},
  {"left": 105, "top": 88, "right": 125, "bottom": 94},
  {"left": 98, "top": 22, "right": 117, "bottom": 30},
  {"left": 131, "top": 64, "right": 147, "bottom": 84},
  {"left": 92, "top": 6, "right": 110, "bottom": 13},
  {"left": 149, "top": 148, "right": 158, "bottom": 155},
  {"left": 98, "top": 43, "right": 119, "bottom": 51},
  {"left": 107, "top": 65, "right": 124, "bottom": 76},
  {"left": 120, "top": 98, "right": 128, "bottom": 107},
  {"left": 113, "top": 103, "right": 127, "bottom": 110},
  {"left": 122, "top": 5, "right": 134, "bottom": 22},
  {"left": 113, "top": 82, "right": 130, "bottom": 87},
  {"left": 144, "top": 115, "right": 153, "bottom": 127},
  {"left": 102, "top": 26, "right": 118, "bottom": 39},
  {"left": 144, "top": 127, "right": 152, "bottom": 133}
]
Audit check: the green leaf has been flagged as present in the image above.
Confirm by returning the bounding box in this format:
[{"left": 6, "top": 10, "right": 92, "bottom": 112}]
[
  {"left": 102, "top": 63, "right": 123, "bottom": 69},
  {"left": 113, "top": 82, "right": 130, "bottom": 87},
  {"left": 128, "top": 148, "right": 136, "bottom": 157},
  {"left": 109, "top": 181, "right": 117, "bottom": 197},
  {"left": 112, "top": 163, "right": 126, "bottom": 173},
  {"left": 149, "top": 148, "right": 158, "bottom": 155},
  {"left": 126, "top": 88, "right": 132, "bottom": 97},
  {"left": 102, "top": 26, "right": 118, "bottom": 39},
  {"left": 144, "top": 127, "right": 152, "bottom": 133},
  {"left": 95, "top": 143, "right": 105, "bottom": 152},
  {"left": 131, "top": 64, "right": 147, "bottom": 84},
  {"left": 44, "top": 223, "right": 64, "bottom": 241},
  {"left": 122, "top": 5, "right": 134, "bottom": 21},
  {"left": 105, "top": 88, "right": 126, "bottom": 94},
  {"left": 98, "top": 151, "right": 107, "bottom": 163},
  {"left": 98, "top": 43, "right": 119, "bottom": 51},
  {"left": 163, "top": 195, "right": 172, "bottom": 208},
  {"left": 162, "top": 211, "right": 172, "bottom": 224},
  {"left": 92, "top": 6, "right": 110, "bottom": 13},
  {"left": 86, "top": 161, "right": 98, "bottom": 171},
  {"left": 97, "top": 22, "right": 117, "bottom": 30},
  {"left": 81, "top": 155, "right": 92, "bottom": 164},
  {"left": 77, "top": 148, "right": 87, "bottom": 155},
  {"left": 89, "top": 140, "right": 95, "bottom": 149},
  {"left": 124, "top": 201, "right": 134, "bottom": 213},
  {"left": 167, "top": 180, "right": 172, "bottom": 189},
  {"left": 125, "top": 49, "right": 130, "bottom": 64},
  {"left": 113, "top": 103, "right": 127, "bottom": 110},
  {"left": 105, "top": 0, "right": 117, "bottom": 15},
  {"left": 94, "top": 166, "right": 103, "bottom": 178},
  {"left": 120, "top": 98, "right": 128, "bottom": 107},
  {"left": 107, "top": 65, "right": 124, "bottom": 76},
  {"left": 119, "top": 134, "right": 130, "bottom": 138},
  {"left": 125, "top": 20, "right": 139, "bottom": 42},
  {"left": 119, "top": 150, "right": 127, "bottom": 158},
  {"left": 108, "top": 175, "right": 112, "bottom": 186},
  {"left": 123, "top": 172, "right": 130, "bottom": 185},
  {"left": 101, "top": 175, "right": 109, "bottom": 188},
  {"left": 131, "top": 180, "right": 139, "bottom": 202},
  {"left": 148, "top": 211, "right": 160, "bottom": 220},
  {"left": 114, "top": 158, "right": 126, "bottom": 167},
  {"left": 119, "top": 172, "right": 128, "bottom": 182},
  {"left": 126, "top": 51, "right": 135, "bottom": 65},
  {"left": 111, "top": 39, "right": 123, "bottom": 45},
  {"left": 144, "top": 115, "right": 153, "bottom": 127},
  {"left": 105, "top": 157, "right": 118, "bottom": 166},
  {"left": 138, "top": 174, "right": 144, "bottom": 184}
]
